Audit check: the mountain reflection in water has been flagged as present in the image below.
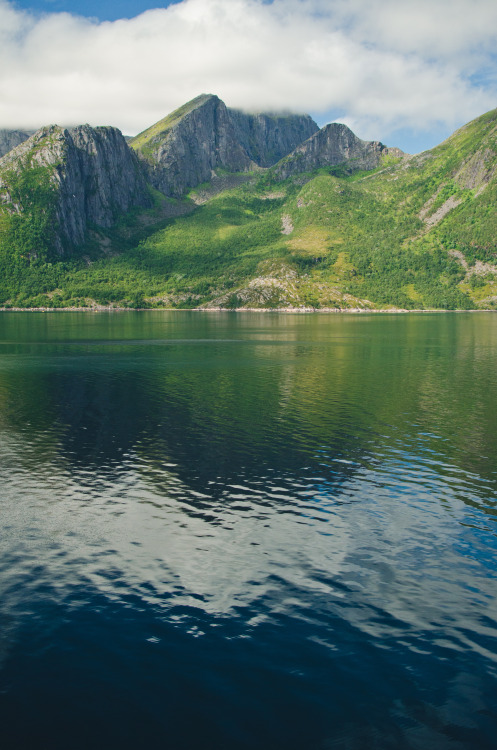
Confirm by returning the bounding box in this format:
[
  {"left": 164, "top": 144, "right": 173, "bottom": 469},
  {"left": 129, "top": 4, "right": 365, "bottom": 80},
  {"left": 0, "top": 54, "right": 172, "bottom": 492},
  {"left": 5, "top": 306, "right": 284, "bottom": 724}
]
[{"left": 0, "top": 311, "right": 496, "bottom": 750}]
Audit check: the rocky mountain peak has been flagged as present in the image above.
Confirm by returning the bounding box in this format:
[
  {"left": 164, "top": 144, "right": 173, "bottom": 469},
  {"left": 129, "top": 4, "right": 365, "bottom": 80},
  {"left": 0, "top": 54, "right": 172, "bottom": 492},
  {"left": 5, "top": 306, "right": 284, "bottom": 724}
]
[
  {"left": 274, "top": 122, "right": 406, "bottom": 179},
  {"left": 130, "top": 94, "right": 319, "bottom": 197},
  {"left": 0, "top": 123, "right": 152, "bottom": 253}
]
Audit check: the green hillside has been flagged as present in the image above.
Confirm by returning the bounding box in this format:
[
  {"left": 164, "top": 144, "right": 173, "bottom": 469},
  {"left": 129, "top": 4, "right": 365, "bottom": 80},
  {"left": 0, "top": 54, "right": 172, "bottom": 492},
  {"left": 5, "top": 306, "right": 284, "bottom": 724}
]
[{"left": 1, "top": 107, "right": 497, "bottom": 310}]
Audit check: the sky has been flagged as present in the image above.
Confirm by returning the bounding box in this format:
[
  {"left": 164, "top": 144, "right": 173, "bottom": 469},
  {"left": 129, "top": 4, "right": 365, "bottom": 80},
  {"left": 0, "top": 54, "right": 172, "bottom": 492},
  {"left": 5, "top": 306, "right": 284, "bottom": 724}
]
[{"left": 1, "top": 0, "right": 497, "bottom": 153}]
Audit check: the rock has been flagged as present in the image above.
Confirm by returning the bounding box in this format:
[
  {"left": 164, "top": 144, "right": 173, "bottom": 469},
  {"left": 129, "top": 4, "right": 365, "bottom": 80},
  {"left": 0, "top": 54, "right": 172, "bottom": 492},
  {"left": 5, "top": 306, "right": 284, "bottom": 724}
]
[
  {"left": 0, "top": 129, "right": 32, "bottom": 158},
  {"left": 274, "top": 122, "right": 405, "bottom": 179},
  {"left": 130, "top": 94, "right": 319, "bottom": 197},
  {"left": 131, "top": 94, "right": 249, "bottom": 197},
  {"left": 281, "top": 214, "right": 294, "bottom": 235},
  {"left": 0, "top": 124, "right": 152, "bottom": 252},
  {"left": 227, "top": 108, "right": 318, "bottom": 168}
]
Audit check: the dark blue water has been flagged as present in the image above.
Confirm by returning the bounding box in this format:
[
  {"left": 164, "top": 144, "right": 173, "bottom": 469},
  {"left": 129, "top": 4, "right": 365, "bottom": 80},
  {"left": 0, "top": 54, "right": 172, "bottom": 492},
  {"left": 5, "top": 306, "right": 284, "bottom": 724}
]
[{"left": 0, "top": 311, "right": 496, "bottom": 749}]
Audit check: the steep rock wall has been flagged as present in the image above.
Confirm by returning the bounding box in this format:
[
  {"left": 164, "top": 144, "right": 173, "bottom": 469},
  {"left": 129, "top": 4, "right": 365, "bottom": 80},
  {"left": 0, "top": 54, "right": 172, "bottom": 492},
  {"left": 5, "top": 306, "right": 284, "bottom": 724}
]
[
  {"left": 131, "top": 94, "right": 320, "bottom": 197},
  {"left": 0, "top": 124, "right": 152, "bottom": 252},
  {"left": 227, "top": 110, "right": 318, "bottom": 168},
  {"left": 135, "top": 95, "right": 250, "bottom": 197}
]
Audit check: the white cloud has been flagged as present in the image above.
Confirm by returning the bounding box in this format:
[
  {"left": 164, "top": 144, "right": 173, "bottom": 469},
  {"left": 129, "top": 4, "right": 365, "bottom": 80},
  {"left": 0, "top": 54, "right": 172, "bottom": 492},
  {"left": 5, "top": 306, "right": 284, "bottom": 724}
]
[
  {"left": 0, "top": 0, "right": 496, "bottom": 148},
  {"left": 322, "top": 0, "right": 497, "bottom": 60}
]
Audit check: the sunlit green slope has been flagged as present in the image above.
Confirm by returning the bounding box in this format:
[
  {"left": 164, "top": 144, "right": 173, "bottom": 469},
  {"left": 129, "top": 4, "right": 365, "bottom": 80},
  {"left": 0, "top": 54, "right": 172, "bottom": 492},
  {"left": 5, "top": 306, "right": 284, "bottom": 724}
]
[
  {"left": 123, "top": 105, "right": 495, "bottom": 311},
  {"left": 1, "top": 107, "right": 497, "bottom": 309}
]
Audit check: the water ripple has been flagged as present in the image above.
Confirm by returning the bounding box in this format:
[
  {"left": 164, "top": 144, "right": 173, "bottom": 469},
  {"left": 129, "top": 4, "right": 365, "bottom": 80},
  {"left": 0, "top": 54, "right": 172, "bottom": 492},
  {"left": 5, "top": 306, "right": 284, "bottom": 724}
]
[{"left": 1, "top": 312, "right": 497, "bottom": 749}]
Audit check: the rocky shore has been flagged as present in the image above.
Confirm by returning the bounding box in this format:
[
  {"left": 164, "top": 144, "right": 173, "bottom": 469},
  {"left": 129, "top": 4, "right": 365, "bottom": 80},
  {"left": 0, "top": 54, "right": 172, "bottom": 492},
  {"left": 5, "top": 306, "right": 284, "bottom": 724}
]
[{"left": 0, "top": 306, "right": 492, "bottom": 313}]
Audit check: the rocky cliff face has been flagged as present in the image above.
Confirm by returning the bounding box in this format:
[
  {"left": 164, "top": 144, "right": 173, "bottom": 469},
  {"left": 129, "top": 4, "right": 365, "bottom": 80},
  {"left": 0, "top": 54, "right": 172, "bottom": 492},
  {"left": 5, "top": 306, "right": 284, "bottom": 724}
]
[
  {"left": 130, "top": 94, "right": 319, "bottom": 197},
  {"left": 274, "top": 123, "right": 405, "bottom": 179},
  {"left": 131, "top": 95, "right": 250, "bottom": 197},
  {"left": 0, "top": 129, "right": 32, "bottom": 158},
  {"left": 227, "top": 109, "right": 318, "bottom": 168},
  {"left": 0, "top": 124, "right": 152, "bottom": 252}
]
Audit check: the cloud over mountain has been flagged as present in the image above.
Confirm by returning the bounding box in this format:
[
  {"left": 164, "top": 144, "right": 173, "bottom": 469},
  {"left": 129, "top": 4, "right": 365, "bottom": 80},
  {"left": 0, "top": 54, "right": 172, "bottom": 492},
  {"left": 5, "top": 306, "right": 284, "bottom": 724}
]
[{"left": 1, "top": 0, "right": 496, "bottom": 148}]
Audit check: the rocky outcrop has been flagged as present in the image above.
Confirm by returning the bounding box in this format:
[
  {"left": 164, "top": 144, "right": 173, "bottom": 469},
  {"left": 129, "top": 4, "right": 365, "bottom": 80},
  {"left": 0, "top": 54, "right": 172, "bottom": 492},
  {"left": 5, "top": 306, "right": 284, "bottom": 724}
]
[
  {"left": 274, "top": 123, "right": 405, "bottom": 179},
  {"left": 227, "top": 109, "right": 318, "bottom": 168},
  {"left": 0, "top": 129, "right": 32, "bottom": 158},
  {"left": 0, "top": 124, "right": 152, "bottom": 252},
  {"left": 130, "top": 94, "right": 319, "bottom": 197},
  {"left": 131, "top": 95, "right": 250, "bottom": 197}
]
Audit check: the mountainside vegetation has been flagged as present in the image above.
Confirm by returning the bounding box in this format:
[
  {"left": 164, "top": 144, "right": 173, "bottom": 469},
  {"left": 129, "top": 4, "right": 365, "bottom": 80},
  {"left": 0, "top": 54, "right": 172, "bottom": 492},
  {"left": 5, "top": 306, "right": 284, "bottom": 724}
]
[{"left": 0, "top": 96, "right": 496, "bottom": 310}]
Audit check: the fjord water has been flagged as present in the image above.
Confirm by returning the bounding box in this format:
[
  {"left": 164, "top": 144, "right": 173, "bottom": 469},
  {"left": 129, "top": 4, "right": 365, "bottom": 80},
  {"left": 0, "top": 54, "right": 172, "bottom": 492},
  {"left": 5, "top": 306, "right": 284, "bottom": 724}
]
[{"left": 0, "top": 312, "right": 496, "bottom": 750}]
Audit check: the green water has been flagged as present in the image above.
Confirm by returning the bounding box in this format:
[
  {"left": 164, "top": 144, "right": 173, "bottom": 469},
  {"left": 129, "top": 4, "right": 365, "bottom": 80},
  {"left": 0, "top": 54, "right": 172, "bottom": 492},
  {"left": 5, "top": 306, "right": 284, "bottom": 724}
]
[{"left": 0, "top": 311, "right": 496, "bottom": 750}]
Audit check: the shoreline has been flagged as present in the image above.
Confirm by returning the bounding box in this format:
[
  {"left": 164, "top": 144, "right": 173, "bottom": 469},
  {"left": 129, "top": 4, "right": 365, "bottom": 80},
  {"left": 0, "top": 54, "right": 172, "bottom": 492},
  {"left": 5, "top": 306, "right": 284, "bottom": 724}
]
[{"left": 0, "top": 306, "right": 495, "bottom": 314}]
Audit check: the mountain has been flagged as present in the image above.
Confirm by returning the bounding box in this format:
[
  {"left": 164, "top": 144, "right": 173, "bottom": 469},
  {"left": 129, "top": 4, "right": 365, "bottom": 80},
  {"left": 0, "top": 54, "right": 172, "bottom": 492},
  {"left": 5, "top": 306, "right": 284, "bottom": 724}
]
[
  {"left": 0, "top": 124, "right": 151, "bottom": 255},
  {"left": 0, "top": 96, "right": 496, "bottom": 311},
  {"left": 274, "top": 122, "right": 405, "bottom": 179},
  {"left": 0, "top": 129, "right": 32, "bottom": 158},
  {"left": 222, "top": 107, "right": 319, "bottom": 168},
  {"left": 130, "top": 94, "right": 318, "bottom": 197},
  {"left": 110, "top": 105, "right": 497, "bottom": 311}
]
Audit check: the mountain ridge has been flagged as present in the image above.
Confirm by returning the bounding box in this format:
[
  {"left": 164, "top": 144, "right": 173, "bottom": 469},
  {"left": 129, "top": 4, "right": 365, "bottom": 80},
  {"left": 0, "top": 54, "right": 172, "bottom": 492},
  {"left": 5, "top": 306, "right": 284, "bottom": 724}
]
[
  {"left": 129, "top": 93, "right": 320, "bottom": 197},
  {"left": 0, "top": 97, "right": 496, "bottom": 310}
]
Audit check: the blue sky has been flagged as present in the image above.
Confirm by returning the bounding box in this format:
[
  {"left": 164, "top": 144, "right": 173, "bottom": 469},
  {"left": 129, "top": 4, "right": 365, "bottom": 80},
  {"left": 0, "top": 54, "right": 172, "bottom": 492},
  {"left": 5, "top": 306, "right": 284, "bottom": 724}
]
[
  {"left": 11, "top": 1, "right": 180, "bottom": 21},
  {"left": 2, "top": 0, "right": 497, "bottom": 154}
]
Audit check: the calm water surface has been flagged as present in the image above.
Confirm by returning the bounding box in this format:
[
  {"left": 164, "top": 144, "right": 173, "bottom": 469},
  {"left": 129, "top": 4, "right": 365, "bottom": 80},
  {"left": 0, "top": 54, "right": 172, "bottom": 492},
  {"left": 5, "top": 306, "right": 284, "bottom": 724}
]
[{"left": 0, "top": 311, "right": 496, "bottom": 749}]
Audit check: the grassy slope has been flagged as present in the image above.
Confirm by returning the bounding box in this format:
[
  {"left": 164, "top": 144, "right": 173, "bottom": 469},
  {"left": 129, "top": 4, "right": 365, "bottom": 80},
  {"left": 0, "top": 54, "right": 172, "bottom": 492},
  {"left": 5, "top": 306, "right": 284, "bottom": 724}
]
[{"left": 1, "top": 108, "right": 497, "bottom": 309}]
